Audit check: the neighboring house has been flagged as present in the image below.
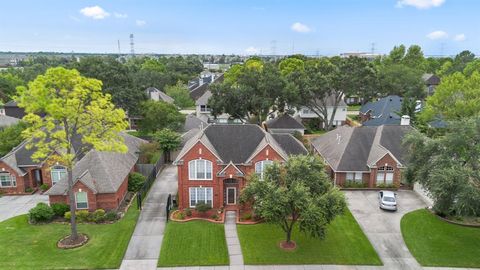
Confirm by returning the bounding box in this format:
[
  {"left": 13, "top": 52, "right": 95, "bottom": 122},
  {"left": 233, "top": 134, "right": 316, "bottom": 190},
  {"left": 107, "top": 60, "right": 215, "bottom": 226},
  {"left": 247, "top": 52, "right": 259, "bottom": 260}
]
[
  {"left": 0, "top": 133, "right": 145, "bottom": 211},
  {"left": 174, "top": 124, "right": 307, "bottom": 210},
  {"left": 0, "top": 114, "right": 20, "bottom": 129},
  {"left": 183, "top": 114, "right": 207, "bottom": 133},
  {"left": 422, "top": 73, "right": 441, "bottom": 96},
  {"left": 189, "top": 73, "right": 224, "bottom": 101},
  {"left": 3, "top": 100, "right": 26, "bottom": 119},
  {"left": 359, "top": 95, "right": 403, "bottom": 126},
  {"left": 344, "top": 95, "right": 364, "bottom": 105},
  {"left": 195, "top": 90, "right": 240, "bottom": 123},
  {"left": 295, "top": 95, "right": 348, "bottom": 128},
  {"left": 145, "top": 87, "right": 174, "bottom": 104},
  {"left": 310, "top": 124, "right": 412, "bottom": 188},
  {"left": 265, "top": 114, "right": 305, "bottom": 135}
]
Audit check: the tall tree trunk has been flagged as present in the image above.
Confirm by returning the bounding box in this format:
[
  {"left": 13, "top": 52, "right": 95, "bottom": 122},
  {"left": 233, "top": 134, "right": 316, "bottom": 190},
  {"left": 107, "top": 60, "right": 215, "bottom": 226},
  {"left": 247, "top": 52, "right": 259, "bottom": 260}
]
[{"left": 67, "top": 166, "right": 78, "bottom": 240}]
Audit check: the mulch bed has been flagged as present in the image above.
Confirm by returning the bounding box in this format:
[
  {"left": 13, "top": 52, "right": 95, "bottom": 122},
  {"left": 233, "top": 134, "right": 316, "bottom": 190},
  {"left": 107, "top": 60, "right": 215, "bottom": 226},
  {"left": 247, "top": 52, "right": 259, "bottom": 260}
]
[
  {"left": 57, "top": 233, "right": 89, "bottom": 249},
  {"left": 279, "top": 240, "right": 297, "bottom": 251},
  {"left": 170, "top": 210, "right": 224, "bottom": 223},
  {"left": 427, "top": 208, "right": 480, "bottom": 228}
]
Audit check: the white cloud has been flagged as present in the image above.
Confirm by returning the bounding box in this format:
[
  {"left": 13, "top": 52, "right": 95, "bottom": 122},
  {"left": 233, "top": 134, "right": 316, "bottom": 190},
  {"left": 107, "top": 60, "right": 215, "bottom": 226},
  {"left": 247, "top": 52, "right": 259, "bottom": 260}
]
[
  {"left": 426, "top": 30, "right": 448, "bottom": 40},
  {"left": 396, "top": 0, "right": 445, "bottom": 9},
  {"left": 453, "top": 33, "right": 466, "bottom": 41},
  {"left": 245, "top": 46, "right": 259, "bottom": 55},
  {"left": 114, "top": 12, "right": 128, "bottom": 19},
  {"left": 136, "top": 20, "right": 147, "bottom": 26},
  {"left": 291, "top": 22, "right": 311, "bottom": 33},
  {"left": 80, "top": 6, "right": 110, "bottom": 20}
]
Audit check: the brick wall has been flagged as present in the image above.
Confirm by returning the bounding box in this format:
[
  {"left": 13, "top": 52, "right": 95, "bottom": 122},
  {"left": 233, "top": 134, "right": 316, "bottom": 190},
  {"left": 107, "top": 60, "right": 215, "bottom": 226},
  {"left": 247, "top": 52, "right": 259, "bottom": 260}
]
[{"left": 0, "top": 161, "right": 28, "bottom": 194}]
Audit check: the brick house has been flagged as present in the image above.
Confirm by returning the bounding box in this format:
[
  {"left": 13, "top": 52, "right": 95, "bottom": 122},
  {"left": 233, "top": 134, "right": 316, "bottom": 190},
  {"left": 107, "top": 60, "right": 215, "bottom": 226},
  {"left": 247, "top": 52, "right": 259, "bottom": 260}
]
[
  {"left": 310, "top": 125, "right": 412, "bottom": 188},
  {"left": 0, "top": 133, "right": 145, "bottom": 211},
  {"left": 174, "top": 124, "right": 307, "bottom": 211}
]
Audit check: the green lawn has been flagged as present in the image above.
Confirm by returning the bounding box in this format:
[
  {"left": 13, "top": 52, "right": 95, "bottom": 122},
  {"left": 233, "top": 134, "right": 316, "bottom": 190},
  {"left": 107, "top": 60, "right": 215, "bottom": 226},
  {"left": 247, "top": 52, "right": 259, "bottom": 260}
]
[
  {"left": 0, "top": 201, "right": 139, "bottom": 270},
  {"left": 401, "top": 209, "right": 480, "bottom": 268},
  {"left": 237, "top": 209, "right": 381, "bottom": 265},
  {"left": 158, "top": 220, "right": 229, "bottom": 266},
  {"left": 347, "top": 105, "right": 361, "bottom": 111}
]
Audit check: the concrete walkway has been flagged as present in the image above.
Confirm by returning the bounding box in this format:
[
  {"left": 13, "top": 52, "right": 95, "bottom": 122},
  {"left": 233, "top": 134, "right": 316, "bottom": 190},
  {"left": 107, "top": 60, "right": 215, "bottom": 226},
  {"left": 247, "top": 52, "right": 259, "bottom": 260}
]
[
  {"left": 120, "top": 165, "right": 178, "bottom": 270},
  {"left": 225, "top": 211, "right": 244, "bottom": 267}
]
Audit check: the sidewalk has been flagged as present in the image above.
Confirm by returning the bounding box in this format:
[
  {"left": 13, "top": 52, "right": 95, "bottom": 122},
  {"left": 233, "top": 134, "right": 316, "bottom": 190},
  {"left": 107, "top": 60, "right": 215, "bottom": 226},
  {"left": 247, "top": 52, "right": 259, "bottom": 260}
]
[
  {"left": 225, "top": 211, "right": 243, "bottom": 267},
  {"left": 120, "top": 165, "right": 178, "bottom": 270}
]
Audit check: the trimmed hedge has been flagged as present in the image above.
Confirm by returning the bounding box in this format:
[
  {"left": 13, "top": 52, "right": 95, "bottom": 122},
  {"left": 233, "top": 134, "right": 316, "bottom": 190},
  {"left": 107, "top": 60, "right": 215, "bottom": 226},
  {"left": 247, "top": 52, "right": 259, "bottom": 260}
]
[{"left": 29, "top": 203, "right": 54, "bottom": 223}]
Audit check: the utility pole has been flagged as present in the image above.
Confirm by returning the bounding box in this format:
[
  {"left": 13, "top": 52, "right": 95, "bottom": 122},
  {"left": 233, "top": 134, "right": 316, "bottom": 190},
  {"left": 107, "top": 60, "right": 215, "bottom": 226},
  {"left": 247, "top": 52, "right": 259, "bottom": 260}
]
[
  {"left": 130, "top": 34, "right": 135, "bottom": 56},
  {"left": 370, "top": 42, "right": 376, "bottom": 55}
]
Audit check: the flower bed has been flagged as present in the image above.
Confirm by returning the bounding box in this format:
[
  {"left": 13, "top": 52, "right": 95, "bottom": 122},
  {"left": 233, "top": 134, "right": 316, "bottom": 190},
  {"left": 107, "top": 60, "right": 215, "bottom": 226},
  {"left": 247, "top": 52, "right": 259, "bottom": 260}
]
[
  {"left": 238, "top": 209, "right": 263, "bottom": 225},
  {"left": 428, "top": 208, "right": 480, "bottom": 228},
  {"left": 170, "top": 209, "right": 224, "bottom": 223}
]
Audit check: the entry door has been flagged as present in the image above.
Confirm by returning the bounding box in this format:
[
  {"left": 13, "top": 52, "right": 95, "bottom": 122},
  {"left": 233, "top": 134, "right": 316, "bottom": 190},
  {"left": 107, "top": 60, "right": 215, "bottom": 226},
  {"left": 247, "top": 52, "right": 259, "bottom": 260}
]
[{"left": 226, "top": 187, "right": 236, "bottom": 205}]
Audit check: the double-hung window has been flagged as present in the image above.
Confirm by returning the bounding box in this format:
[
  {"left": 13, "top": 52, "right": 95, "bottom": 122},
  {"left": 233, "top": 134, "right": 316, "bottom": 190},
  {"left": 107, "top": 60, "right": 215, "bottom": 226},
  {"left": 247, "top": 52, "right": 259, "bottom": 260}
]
[
  {"left": 188, "top": 159, "right": 213, "bottom": 180},
  {"left": 189, "top": 187, "right": 213, "bottom": 207},
  {"left": 255, "top": 160, "right": 274, "bottom": 180},
  {"left": 376, "top": 166, "right": 394, "bottom": 184},
  {"left": 0, "top": 173, "right": 16, "bottom": 187},
  {"left": 346, "top": 172, "right": 363, "bottom": 182},
  {"left": 50, "top": 166, "right": 67, "bottom": 185},
  {"left": 75, "top": 192, "right": 88, "bottom": 209}
]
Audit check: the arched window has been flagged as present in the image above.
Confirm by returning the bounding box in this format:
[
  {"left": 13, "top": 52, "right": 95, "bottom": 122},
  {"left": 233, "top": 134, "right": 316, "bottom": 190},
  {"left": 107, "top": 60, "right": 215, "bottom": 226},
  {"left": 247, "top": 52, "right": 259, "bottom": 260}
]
[
  {"left": 188, "top": 159, "right": 213, "bottom": 180},
  {"left": 0, "top": 172, "right": 16, "bottom": 187},
  {"left": 255, "top": 160, "right": 274, "bottom": 180},
  {"left": 51, "top": 165, "right": 67, "bottom": 185},
  {"left": 376, "top": 166, "right": 394, "bottom": 185}
]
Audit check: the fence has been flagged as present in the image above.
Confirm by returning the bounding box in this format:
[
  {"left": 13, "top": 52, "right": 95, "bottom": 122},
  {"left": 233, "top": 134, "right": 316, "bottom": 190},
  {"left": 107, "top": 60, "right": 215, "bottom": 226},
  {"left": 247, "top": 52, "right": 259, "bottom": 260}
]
[{"left": 137, "top": 153, "right": 166, "bottom": 210}]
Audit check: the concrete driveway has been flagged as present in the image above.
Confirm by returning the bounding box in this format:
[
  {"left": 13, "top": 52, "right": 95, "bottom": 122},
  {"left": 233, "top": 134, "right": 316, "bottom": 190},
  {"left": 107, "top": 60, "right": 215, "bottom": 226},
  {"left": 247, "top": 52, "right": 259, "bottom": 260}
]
[
  {"left": 345, "top": 190, "right": 427, "bottom": 270},
  {"left": 0, "top": 193, "right": 49, "bottom": 222}
]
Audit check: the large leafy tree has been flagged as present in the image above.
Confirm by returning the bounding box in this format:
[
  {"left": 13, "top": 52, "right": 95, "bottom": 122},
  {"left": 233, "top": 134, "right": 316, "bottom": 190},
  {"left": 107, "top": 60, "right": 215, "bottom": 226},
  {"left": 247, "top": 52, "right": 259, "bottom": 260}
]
[
  {"left": 165, "top": 81, "right": 195, "bottom": 109},
  {"left": 241, "top": 155, "right": 346, "bottom": 248},
  {"left": 0, "top": 73, "right": 25, "bottom": 101},
  {"left": 153, "top": 128, "right": 181, "bottom": 162},
  {"left": 377, "top": 64, "right": 425, "bottom": 98},
  {"left": 403, "top": 117, "right": 480, "bottom": 216},
  {"left": 420, "top": 71, "right": 480, "bottom": 123},
  {"left": 16, "top": 67, "right": 128, "bottom": 243},
  {"left": 0, "top": 122, "right": 27, "bottom": 156},
  {"left": 138, "top": 100, "right": 185, "bottom": 134}
]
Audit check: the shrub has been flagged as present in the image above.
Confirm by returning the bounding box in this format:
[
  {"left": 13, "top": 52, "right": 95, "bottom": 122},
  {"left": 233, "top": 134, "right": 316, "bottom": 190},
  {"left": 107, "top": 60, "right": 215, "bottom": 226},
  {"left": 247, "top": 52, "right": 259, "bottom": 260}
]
[
  {"left": 376, "top": 183, "right": 396, "bottom": 189},
  {"left": 128, "top": 172, "right": 146, "bottom": 192},
  {"left": 211, "top": 214, "right": 219, "bottom": 220},
  {"left": 76, "top": 210, "right": 90, "bottom": 222},
  {"left": 344, "top": 180, "right": 368, "bottom": 188},
  {"left": 51, "top": 203, "right": 70, "bottom": 217},
  {"left": 105, "top": 211, "right": 118, "bottom": 222},
  {"left": 241, "top": 213, "right": 252, "bottom": 221},
  {"left": 64, "top": 211, "right": 71, "bottom": 220},
  {"left": 177, "top": 211, "right": 186, "bottom": 220},
  {"left": 91, "top": 209, "right": 106, "bottom": 223},
  {"left": 29, "top": 203, "right": 54, "bottom": 223},
  {"left": 184, "top": 208, "right": 192, "bottom": 217},
  {"left": 40, "top": 184, "right": 49, "bottom": 192},
  {"left": 195, "top": 203, "right": 211, "bottom": 215},
  {"left": 25, "top": 187, "right": 33, "bottom": 193}
]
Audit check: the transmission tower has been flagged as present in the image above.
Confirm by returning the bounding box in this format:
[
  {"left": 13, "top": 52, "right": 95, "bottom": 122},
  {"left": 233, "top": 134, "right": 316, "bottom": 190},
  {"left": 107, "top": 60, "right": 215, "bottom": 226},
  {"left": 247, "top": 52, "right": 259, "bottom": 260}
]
[
  {"left": 370, "top": 42, "right": 376, "bottom": 55},
  {"left": 270, "top": 40, "right": 277, "bottom": 56},
  {"left": 130, "top": 34, "right": 135, "bottom": 56},
  {"left": 117, "top": 40, "right": 121, "bottom": 54}
]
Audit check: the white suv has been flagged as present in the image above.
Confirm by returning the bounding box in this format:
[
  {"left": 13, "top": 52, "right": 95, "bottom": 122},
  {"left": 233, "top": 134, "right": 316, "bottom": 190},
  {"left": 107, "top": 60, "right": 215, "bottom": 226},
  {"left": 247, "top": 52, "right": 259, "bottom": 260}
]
[{"left": 378, "top": 190, "right": 397, "bottom": 211}]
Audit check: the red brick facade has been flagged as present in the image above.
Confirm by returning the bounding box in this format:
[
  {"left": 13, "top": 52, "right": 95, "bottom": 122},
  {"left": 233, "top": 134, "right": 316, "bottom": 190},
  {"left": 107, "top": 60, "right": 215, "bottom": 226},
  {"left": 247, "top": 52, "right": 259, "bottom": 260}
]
[
  {"left": 330, "top": 153, "right": 402, "bottom": 188},
  {"left": 177, "top": 142, "right": 285, "bottom": 210}
]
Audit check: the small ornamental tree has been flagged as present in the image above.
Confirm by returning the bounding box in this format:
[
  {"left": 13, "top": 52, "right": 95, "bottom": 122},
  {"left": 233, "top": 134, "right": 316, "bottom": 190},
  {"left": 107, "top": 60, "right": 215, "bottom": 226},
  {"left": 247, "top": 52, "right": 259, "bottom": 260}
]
[
  {"left": 241, "top": 155, "right": 346, "bottom": 249},
  {"left": 153, "top": 128, "right": 181, "bottom": 162},
  {"left": 16, "top": 67, "right": 128, "bottom": 244}
]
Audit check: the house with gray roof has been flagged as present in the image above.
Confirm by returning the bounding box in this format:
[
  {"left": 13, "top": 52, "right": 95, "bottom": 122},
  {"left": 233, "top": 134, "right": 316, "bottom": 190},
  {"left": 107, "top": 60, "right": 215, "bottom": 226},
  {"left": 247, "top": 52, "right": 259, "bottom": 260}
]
[
  {"left": 294, "top": 94, "right": 348, "bottom": 128},
  {"left": 174, "top": 124, "right": 307, "bottom": 211},
  {"left": 359, "top": 95, "right": 403, "bottom": 126},
  {"left": 311, "top": 124, "right": 412, "bottom": 188},
  {"left": 145, "top": 87, "right": 174, "bottom": 104},
  {"left": 265, "top": 114, "right": 305, "bottom": 135},
  {"left": 0, "top": 114, "right": 20, "bottom": 129},
  {"left": 422, "top": 73, "right": 441, "bottom": 96},
  {"left": 0, "top": 132, "right": 146, "bottom": 211}
]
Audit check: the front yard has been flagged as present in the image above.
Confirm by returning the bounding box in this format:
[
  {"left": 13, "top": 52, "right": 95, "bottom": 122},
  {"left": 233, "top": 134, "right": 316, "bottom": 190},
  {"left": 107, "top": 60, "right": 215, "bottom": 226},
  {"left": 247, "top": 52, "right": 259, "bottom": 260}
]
[
  {"left": 158, "top": 220, "right": 229, "bottom": 266},
  {"left": 237, "top": 209, "right": 381, "bottom": 265},
  {"left": 401, "top": 209, "right": 480, "bottom": 268},
  {"left": 0, "top": 201, "right": 139, "bottom": 270}
]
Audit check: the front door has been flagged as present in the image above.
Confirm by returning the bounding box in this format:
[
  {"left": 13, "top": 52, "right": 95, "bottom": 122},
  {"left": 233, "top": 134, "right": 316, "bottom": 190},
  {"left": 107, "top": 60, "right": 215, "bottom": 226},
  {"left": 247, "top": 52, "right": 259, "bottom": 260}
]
[{"left": 226, "top": 187, "right": 236, "bottom": 205}]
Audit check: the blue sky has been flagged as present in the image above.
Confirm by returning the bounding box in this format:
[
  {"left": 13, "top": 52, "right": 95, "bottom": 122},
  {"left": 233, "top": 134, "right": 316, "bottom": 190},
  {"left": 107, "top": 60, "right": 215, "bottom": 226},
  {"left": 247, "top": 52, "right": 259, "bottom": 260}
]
[{"left": 0, "top": 0, "right": 477, "bottom": 56}]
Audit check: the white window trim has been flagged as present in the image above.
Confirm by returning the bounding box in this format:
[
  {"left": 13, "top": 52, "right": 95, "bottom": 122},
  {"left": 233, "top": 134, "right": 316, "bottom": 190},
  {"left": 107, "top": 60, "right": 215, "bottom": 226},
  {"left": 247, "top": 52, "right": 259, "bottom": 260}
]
[
  {"left": 188, "top": 159, "right": 213, "bottom": 180},
  {"left": 0, "top": 173, "right": 16, "bottom": 187},
  {"left": 226, "top": 187, "right": 236, "bottom": 205},
  {"left": 346, "top": 171, "right": 363, "bottom": 182},
  {"left": 75, "top": 191, "right": 89, "bottom": 209},
  {"left": 255, "top": 160, "right": 273, "bottom": 180},
  {"left": 50, "top": 165, "right": 67, "bottom": 185},
  {"left": 189, "top": 187, "right": 213, "bottom": 208}
]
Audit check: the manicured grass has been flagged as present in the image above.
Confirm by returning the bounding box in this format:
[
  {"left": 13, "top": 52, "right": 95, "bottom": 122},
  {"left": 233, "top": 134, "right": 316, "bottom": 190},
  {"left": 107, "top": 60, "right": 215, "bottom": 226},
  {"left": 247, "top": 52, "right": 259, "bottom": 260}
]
[
  {"left": 237, "top": 209, "right": 381, "bottom": 265},
  {"left": 347, "top": 105, "right": 361, "bottom": 111},
  {"left": 0, "top": 201, "right": 139, "bottom": 270},
  {"left": 158, "top": 220, "right": 229, "bottom": 266},
  {"left": 401, "top": 209, "right": 480, "bottom": 268}
]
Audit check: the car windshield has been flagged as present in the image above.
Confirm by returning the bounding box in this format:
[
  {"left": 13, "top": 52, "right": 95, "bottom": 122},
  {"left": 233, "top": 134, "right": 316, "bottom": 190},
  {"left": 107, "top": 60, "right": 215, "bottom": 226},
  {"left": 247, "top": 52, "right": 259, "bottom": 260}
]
[{"left": 383, "top": 196, "right": 395, "bottom": 202}]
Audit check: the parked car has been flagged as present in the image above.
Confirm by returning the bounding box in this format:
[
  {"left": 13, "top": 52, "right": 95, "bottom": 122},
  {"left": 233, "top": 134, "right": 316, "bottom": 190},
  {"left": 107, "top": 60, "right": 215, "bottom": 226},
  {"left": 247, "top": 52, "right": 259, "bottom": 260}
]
[{"left": 378, "top": 190, "right": 397, "bottom": 211}]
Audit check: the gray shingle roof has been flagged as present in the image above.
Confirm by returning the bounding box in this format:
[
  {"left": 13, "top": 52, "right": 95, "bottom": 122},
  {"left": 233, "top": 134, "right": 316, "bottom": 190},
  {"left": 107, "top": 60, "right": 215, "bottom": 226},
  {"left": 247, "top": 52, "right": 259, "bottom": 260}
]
[
  {"left": 0, "top": 115, "right": 20, "bottom": 128},
  {"left": 145, "top": 87, "right": 174, "bottom": 104},
  {"left": 422, "top": 73, "right": 440, "bottom": 85},
  {"left": 270, "top": 134, "right": 308, "bottom": 156},
  {"left": 311, "top": 125, "right": 412, "bottom": 171},
  {"left": 195, "top": 90, "right": 212, "bottom": 106},
  {"left": 360, "top": 95, "right": 402, "bottom": 126},
  {"left": 266, "top": 114, "right": 305, "bottom": 129},
  {"left": 183, "top": 114, "right": 207, "bottom": 132}
]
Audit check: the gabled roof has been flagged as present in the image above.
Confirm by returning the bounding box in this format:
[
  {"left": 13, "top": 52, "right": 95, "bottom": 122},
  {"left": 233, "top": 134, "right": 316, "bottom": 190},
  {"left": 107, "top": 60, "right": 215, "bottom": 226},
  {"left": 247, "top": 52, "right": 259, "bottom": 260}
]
[
  {"left": 145, "top": 87, "right": 174, "bottom": 104},
  {"left": 3, "top": 100, "right": 18, "bottom": 107},
  {"left": 175, "top": 124, "right": 307, "bottom": 164},
  {"left": 422, "top": 73, "right": 441, "bottom": 85},
  {"left": 195, "top": 90, "right": 212, "bottom": 106},
  {"left": 189, "top": 73, "right": 224, "bottom": 101},
  {"left": 311, "top": 125, "right": 412, "bottom": 172},
  {"left": 0, "top": 115, "right": 20, "bottom": 128},
  {"left": 360, "top": 95, "right": 402, "bottom": 126},
  {"left": 266, "top": 114, "right": 305, "bottom": 130},
  {"left": 46, "top": 133, "right": 146, "bottom": 195}
]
